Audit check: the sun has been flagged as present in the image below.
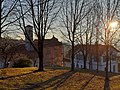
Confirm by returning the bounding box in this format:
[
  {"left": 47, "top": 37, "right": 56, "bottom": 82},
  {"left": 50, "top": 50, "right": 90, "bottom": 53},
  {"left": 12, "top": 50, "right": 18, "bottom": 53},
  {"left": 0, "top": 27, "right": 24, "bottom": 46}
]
[{"left": 110, "top": 21, "right": 118, "bottom": 29}]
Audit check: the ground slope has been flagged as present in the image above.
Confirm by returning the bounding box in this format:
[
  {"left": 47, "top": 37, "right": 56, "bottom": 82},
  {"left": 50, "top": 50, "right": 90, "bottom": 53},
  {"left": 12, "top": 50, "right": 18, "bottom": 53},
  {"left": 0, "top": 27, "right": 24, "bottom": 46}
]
[{"left": 0, "top": 67, "right": 120, "bottom": 90}]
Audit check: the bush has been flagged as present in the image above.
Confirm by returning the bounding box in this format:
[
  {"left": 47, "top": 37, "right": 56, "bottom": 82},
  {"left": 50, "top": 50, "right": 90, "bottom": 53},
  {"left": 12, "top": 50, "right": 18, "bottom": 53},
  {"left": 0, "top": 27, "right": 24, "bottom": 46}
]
[{"left": 13, "top": 58, "right": 32, "bottom": 68}]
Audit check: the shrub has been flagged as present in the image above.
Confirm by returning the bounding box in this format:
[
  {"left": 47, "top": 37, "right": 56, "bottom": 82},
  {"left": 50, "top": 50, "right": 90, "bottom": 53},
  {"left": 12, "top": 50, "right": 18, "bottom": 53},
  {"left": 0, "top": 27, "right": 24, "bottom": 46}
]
[{"left": 13, "top": 58, "right": 32, "bottom": 68}]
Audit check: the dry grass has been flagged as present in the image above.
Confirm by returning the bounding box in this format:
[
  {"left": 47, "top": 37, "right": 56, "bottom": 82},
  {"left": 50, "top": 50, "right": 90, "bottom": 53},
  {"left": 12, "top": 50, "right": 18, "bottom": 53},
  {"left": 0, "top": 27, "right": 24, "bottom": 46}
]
[
  {"left": 0, "top": 67, "right": 68, "bottom": 89},
  {"left": 0, "top": 67, "right": 120, "bottom": 90}
]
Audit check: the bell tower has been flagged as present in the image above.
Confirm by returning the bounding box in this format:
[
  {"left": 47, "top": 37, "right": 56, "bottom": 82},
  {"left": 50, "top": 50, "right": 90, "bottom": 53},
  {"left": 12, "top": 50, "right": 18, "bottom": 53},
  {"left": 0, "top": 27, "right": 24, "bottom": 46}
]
[{"left": 25, "top": 25, "right": 33, "bottom": 51}]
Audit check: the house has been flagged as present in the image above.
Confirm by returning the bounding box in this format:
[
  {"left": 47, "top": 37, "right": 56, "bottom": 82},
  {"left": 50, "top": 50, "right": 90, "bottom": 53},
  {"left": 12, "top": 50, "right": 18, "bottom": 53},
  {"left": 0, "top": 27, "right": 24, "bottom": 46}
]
[
  {"left": 25, "top": 25, "right": 63, "bottom": 67},
  {"left": 65, "top": 44, "right": 119, "bottom": 73},
  {"left": 33, "top": 36, "right": 63, "bottom": 67},
  {"left": 0, "top": 25, "right": 63, "bottom": 68},
  {"left": 62, "top": 43, "right": 71, "bottom": 67},
  {"left": 9, "top": 25, "right": 63, "bottom": 67}
]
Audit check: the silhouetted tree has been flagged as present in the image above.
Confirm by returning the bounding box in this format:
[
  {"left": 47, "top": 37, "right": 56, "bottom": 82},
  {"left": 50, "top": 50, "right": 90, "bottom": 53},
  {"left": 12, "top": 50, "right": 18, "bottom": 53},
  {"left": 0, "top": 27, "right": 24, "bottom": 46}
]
[
  {"left": 60, "top": 0, "right": 93, "bottom": 71},
  {"left": 0, "top": 37, "right": 18, "bottom": 68},
  {"left": 92, "top": 0, "right": 120, "bottom": 90},
  {"left": 16, "top": 0, "right": 61, "bottom": 71},
  {"left": 0, "top": 0, "right": 19, "bottom": 38}
]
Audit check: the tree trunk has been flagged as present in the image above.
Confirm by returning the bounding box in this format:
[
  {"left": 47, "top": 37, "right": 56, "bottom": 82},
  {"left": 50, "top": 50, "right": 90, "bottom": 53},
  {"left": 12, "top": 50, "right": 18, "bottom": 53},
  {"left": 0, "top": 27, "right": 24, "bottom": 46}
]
[
  {"left": 83, "top": 46, "right": 87, "bottom": 69},
  {"left": 71, "top": 41, "right": 74, "bottom": 71},
  {"left": 96, "top": 43, "right": 99, "bottom": 73},
  {"left": 83, "top": 56, "right": 86, "bottom": 69},
  {"left": 110, "top": 55, "right": 111, "bottom": 72},
  {"left": 104, "top": 45, "right": 110, "bottom": 90},
  {"left": 34, "top": 59, "right": 37, "bottom": 67},
  {"left": 4, "top": 59, "right": 7, "bottom": 68},
  {"left": 0, "top": 1, "right": 2, "bottom": 38},
  {"left": 89, "top": 56, "right": 92, "bottom": 70},
  {"left": 38, "top": 39, "right": 44, "bottom": 71},
  {"left": 104, "top": 0, "right": 110, "bottom": 89}
]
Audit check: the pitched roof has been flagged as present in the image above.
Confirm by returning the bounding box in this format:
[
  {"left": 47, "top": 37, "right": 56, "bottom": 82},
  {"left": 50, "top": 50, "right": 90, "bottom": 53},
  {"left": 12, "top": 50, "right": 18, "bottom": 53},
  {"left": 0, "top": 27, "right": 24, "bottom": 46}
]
[
  {"left": 0, "top": 36, "right": 62, "bottom": 61},
  {"left": 65, "top": 44, "right": 119, "bottom": 59},
  {"left": 34, "top": 35, "right": 62, "bottom": 47},
  {"left": 78, "top": 44, "right": 118, "bottom": 54},
  {"left": 7, "top": 35, "right": 62, "bottom": 59}
]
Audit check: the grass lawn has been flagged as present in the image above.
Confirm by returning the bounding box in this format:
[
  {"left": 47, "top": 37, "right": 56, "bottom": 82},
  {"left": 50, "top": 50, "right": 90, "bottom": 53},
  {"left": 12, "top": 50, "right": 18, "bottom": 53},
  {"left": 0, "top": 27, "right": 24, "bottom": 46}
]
[{"left": 0, "top": 67, "right": 120, "bottom": 90}]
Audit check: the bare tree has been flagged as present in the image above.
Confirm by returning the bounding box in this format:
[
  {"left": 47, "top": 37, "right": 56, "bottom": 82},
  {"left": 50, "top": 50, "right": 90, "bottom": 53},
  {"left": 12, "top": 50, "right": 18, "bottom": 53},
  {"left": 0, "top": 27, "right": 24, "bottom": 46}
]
[
  {"left": 92, "top": 0, "right": 101, "bottom": 72},
  {"left": 92, "top": 0, "right": 120, "bottom": 90},
  {"left": 60, "top": 0, "right": 93, "bottom": 71},
  {"left": 0, "top": 37, "right": 18, "bottom": 68},
  {"left": 0, "top": 0, "right": 19, "bottom": 38},
  {"left": 76, "top": 11, "right": 95, "bottom": 69},
  {"left": 16, "top": 0, "right": 61, "bottom": 71}
]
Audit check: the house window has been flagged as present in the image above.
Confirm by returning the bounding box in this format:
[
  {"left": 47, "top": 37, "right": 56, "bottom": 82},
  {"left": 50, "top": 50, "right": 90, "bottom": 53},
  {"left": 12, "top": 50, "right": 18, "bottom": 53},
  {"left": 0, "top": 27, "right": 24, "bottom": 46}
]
[
  {"left": 103, "top": 56, "right": 107, "bottom": 62},
  {"left": 76, "top": 54, "right": 79, "bottom": 60},
  {"left": 76, "top": 61, "right": 79, "bottom": 68},
  {"left": 81, "top": 65, "right": 83, "bottom": 68},
  {"left": 80, "top": 55, "right": 84, "bottom": 60},
  {"left": 76, "top": 54, "right": 83, "bottom": 60},
  {"left": 111, "top": 56, "right": 116, "bottom": 61},
  {"left": 93, "top": 56, "right": 96, "bottom": 61},
  {"left": 113, "top": 65, "right": 116, "bottom": 72}
]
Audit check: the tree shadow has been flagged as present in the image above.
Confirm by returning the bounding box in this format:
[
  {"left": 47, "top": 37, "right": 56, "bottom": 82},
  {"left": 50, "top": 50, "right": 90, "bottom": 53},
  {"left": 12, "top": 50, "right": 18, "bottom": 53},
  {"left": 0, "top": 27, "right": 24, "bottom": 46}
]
[
  {"left": 104, "top": 77, "right": 110, "bottom": 90},
  {"left": 18, "top": 69, "right": 119, "bottom": 90},
  {"left": 77, "top": 69, "right": 119, "bottom": 90},
  {"left": 21, "top": 71, "right": 75, "bottom": 90},
  {"left": 45, "top": 66, "right": 70, "bottom": 70},
  {"left": 0, "top": 70, "right": 38, "bottom": 80},
  {"left": 75, "top": 69, "right": 120, "bottom": 78},
  {"left": 80, "top": 75, "right": 95, "bottom": 90}
]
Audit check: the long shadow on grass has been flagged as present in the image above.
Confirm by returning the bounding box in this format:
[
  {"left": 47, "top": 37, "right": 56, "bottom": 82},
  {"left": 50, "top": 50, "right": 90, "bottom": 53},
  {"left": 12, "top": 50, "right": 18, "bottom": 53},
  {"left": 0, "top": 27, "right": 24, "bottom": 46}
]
[
  {"left": 75, "top": 69, "right": 120, "bottom": 78},
  {"left": 21, "top": 71, "right": 75, "bottom": 90},
  {"left": 0, "top": 70, "right": 37, "bottom": 80},
  {"left": 77, "top": 69, "right": 116, "bottom": 90},
  {"left": 80, "top": 75, "right": 95, "bottom": 90}
]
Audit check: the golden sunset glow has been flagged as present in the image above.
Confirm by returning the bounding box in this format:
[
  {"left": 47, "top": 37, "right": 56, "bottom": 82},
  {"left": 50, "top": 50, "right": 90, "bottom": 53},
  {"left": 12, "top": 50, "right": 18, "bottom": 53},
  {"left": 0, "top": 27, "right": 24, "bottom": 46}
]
[{"left": 110, "top": 21, "right": 118, "bottom": 29}]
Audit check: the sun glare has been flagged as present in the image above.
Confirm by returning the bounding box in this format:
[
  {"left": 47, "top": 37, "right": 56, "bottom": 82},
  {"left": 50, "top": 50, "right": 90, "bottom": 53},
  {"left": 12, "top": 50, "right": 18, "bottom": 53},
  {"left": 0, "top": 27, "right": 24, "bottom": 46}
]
[{"left": 110, "top": 21, "right": 118, "bottom": 29}]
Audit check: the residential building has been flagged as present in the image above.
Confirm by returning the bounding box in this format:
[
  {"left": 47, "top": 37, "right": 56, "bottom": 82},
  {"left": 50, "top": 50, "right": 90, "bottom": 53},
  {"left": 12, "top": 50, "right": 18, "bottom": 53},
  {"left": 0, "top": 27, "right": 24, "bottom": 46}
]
[
  {"left": 24, "top": 25, "right": 63, "bottom": 67},
  {"left": 65, "top": 44, "right": 119, "bottom": 73},
  {"left": 0, "top": 25, "right": 63, "bottom": 68},
  {"left": 33, "top": 35, "right": 63, "bottom": 66}
]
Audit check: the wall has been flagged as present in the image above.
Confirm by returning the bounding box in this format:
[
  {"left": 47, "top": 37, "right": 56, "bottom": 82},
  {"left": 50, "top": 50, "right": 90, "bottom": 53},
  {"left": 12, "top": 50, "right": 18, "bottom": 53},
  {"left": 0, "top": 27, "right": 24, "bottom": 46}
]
[
  {"left": 34, "top": 45, "right": 63, "bottom": 67},
  {"left": 43, "top": 45, "right": 63, "bottom": 66},
  {"left": 74, "top": 58, "right": 118, "bottom": 73}
]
